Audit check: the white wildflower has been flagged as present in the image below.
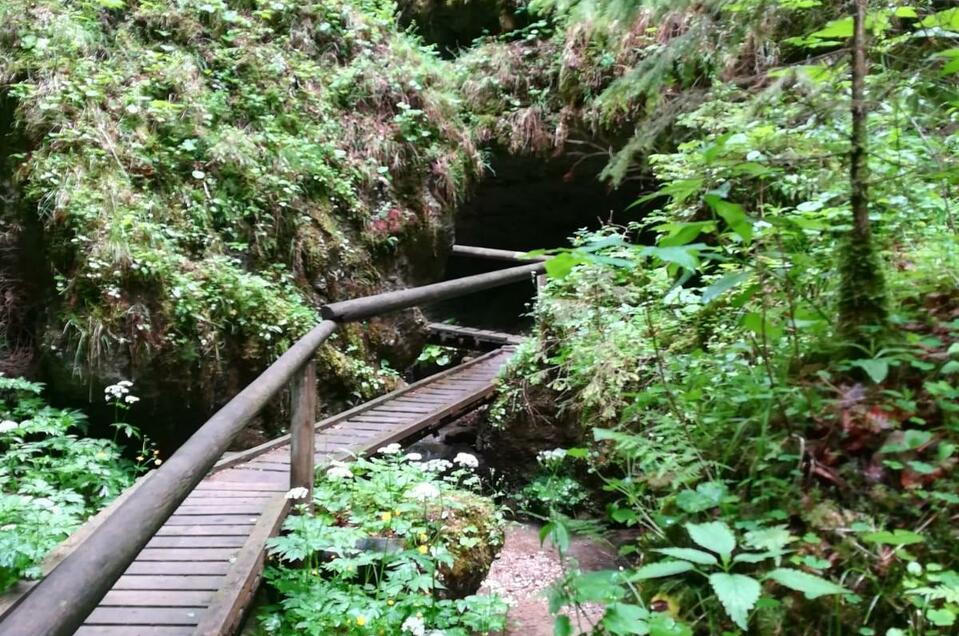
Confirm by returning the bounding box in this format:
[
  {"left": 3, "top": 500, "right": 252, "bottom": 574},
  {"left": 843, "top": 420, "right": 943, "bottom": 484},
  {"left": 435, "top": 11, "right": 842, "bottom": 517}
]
[
  {"left": 401, "top": 615, "right": 426, "bottom": 636},
  {"left": 0, "top": 420, "right": 18, "bottom": 434},
  {"left": 407, "top": 482, "right": 441, "bottom": 501},
  {"left": 285, "top": 487, "right": 310, "bottom": 500},
  {"left": 537, "top": 448, "right": 567, "bottom": 464},
  {"left": 404, "top": 452, "right": 423, "bottom": 461},
  {"left": 453, "top": 452, "right": 479, "bottom": 469},
  {"left": 124, "top": 395, "right": 140, "bottom": 404},
  {"left": 425, "top": 631, "right": 447, "bottom": 636},
  {"left": 326, "top": 465, "right": 354, "bottom": 480},
  {"left": 378, "top": 443, "right": 402, "bottom": 455},
  {"left": 422, "top": 459, "right": 452, "bottom": 473},
  {"left": 118, "top": 380, "right": 133, "bottom": 387}
]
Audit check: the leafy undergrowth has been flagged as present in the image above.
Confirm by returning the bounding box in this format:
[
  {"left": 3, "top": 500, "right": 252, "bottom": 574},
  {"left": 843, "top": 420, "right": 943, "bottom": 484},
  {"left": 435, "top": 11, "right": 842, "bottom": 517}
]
[
  {"left": 487, "top": 4, "right": 959, "bottom": 634},
  {"left": 259, "top": 446, "right": 507, "bottom": 635},
  {"left": 0, "top": 376, "right": 143, "bottom": 591},
  {"left": 0, "top": 0, "right": 478, "bottom": 392}
]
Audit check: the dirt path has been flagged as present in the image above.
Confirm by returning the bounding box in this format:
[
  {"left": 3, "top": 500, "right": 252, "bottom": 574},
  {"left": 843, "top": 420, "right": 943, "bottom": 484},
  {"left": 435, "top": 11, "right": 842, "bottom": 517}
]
[{"left": 481, "top": 522, "right": 625, "bottom": 635}]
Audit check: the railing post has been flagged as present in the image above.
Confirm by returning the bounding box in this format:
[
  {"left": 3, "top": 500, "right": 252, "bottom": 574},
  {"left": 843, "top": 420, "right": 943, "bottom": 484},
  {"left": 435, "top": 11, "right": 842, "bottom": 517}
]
[{"left": 289, "top": 360, "right": 316, "bottom": 512}]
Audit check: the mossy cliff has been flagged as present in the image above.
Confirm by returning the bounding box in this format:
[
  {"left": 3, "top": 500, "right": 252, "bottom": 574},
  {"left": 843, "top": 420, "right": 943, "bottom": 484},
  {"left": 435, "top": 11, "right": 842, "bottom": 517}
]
[{"left": 0, "top": 0, "right": 480, "bottom": 433}]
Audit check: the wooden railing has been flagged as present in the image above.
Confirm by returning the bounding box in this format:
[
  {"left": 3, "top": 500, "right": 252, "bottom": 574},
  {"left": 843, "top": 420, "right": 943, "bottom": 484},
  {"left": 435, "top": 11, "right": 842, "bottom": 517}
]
[{"left": 0, "top": 250, "right": 544, "bottom": 636}]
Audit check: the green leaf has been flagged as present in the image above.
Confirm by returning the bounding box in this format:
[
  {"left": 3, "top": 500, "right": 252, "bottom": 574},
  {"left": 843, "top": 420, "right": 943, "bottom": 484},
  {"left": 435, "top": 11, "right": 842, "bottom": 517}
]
[
  {"left": 810, "top": 17, "right": 853, "bottom": 39},
  {"left": 630, "top": 560, "right": 696, "bottom": 580},
  {"left": 657, "top": 222, "right": 715, "bottom": 247},
  {"left": 766, "top": 568, "right": 849, "bottom": 599},
  {"left": 705, "top": 195, "right": 753, "bottom": 243},
  {"left": 861, "top": 529, "right": 925, "bottom": 546},
  {"left": 630, "top": 179, "right": 703, "bottom": 208},
  {"left": 640, "top": 246, "right": 699, "bottom": 271},
  {"left": 853, "top": 359, "right": 889, "bottom": 383},
  {"left": 570, "top": 570, "right": 626, "bottom": 603},
  {"left": 920, "top": 8, "right": 959, "bottom": 31},
  {"left": 540, "top": 520, "right": 571, "bottom": 552},
  {"left": 95, "top": 0, "right": 126, "bottom": 8},
  {"left": 744, "top": 526, "right": 795, "bottom": 552},
  {"left": 894, "top": 6, "right": 917, "bottom": 18},
  {"left": 927, "top": 608, "right": 956, "bottom": 627},
  {"left": 554, "top": 615, "right": 572, "bottom": 636},
  {"left": 544, "top": 252, "right": 584, "bottom": 280},
  {"left": 686, "top": 521, "right": 736, "bottom": 560},
  {"left": 880, "top": 429, "right": 933, "bottom": 453},
  {"left": 703, "top": 271, "right": 750, "bottom": 303},
  {"left": 602, "top": 603, "right": 651, "bottom": 635},
  {"left": 653, "top": 548, "right": 718, "bottom": 566},
  {"left": 708, "top": 573, "right": 761, "bottom": 630}
]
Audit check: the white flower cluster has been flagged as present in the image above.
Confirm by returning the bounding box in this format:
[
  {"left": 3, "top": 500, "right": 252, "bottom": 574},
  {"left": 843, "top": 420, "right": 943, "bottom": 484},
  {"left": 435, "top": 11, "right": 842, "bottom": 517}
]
[
  {"left": 378, "top": 443, "right": 402, "bottom": 455},
  {"left": 104, "top": 380, "right": 139, "bottom": 404},
  {"left": 0, "top": 420, "right": 19, "bottom": 434},
  {"left": 401, "top": 615, "right": 425, "bottom": 636},
  {"left": 326, "top": 460, "right": 353, "bottom": 479},
  {"left": 420, "top": 458, "right": 452, "bottom": 473},
  {"left": 285, "top": 487, "right": 310, "bottom": 500},
  {"left": 404, "top": 452, "right": 423, "bottom": 461},
  {"left": 407, "top": 482, "right": 441, "bottom": 501},
  {"left": 537, "top": 448, "right": 567, "bottom": 464},
  {"left": 453, "top": 452, "right": 478, "bottom": 469}
]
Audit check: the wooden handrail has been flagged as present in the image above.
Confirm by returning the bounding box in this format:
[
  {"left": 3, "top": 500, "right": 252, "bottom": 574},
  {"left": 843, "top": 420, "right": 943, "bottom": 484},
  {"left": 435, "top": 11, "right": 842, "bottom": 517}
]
[
  {"left": 1, "top": 260, "right": 545, "bottom": 636},
  {"left": 321, "top": 260, "right": 545, "bottom": 322},
  {"left": 451, "top": 244, "right": 546, "bottom": 262}
]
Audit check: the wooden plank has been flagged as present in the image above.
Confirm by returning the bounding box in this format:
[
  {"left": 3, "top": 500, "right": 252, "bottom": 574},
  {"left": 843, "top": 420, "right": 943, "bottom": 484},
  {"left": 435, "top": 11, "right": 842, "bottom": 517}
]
[
  {"left": 155, "top": 525, "right": 254, "bottom": 537},
  {"left": 147, "top": 536, "right": 247, "bottom": 549},
  {"left": 101, "top": 590, "right": 213, "bottom": 607},
  {"left": 85, "top": 607, "right": 203, "bottom": 626},
  {"left": 193, "top": 479, "right": 286, "bottom": 491},
  {"left": 289, "top": 360, "right": 316, "bottom": 506},
  {"left": 240, "top": 461, "right": 290, "bottom": 472},
  {"left": 136, "top": 548, "right": 238, "bottom": 562},
  {"left": 111, "top": 576, "right": 224, "bottom": 591},
  {"left": 204, "top": 469, "right": 288, "bottom": 486},
  {"left": 193, "top": 495, "right": 289, "bottom": 636},
  {"left": 76, "top": 626, "right": 195, "bottom": 635},
  {"left": 125, "top": 562, "right": 232, "bottom": 576},
  {"left": 184, "top": 491, "right": 276, "bottom": 499},
  {"left": 175, "top": 504, "right": 270, "bottom": 516},
  {"left": 124, "top": 561, "right": 230, "bottom": 576},
  {"left": 166, "top": 515, "right": 262, "bottom": 526}
]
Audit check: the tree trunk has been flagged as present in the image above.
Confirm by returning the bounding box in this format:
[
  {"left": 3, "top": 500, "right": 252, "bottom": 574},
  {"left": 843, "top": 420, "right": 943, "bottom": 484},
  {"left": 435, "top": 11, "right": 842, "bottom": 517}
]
[{"left": 838, "top": 0, "right": 887, "bottom": 348}]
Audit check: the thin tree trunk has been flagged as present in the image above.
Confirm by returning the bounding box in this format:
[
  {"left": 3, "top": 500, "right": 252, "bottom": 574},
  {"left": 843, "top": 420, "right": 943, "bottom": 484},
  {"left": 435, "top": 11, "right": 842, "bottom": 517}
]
[{"left": 850, "top": 0, "right": 869, "bottom": 240}]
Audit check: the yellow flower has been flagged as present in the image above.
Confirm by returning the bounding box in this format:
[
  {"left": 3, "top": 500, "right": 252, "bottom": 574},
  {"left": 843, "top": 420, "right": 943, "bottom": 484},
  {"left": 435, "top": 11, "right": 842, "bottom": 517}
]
[
  {"left": 153, "top": 449, "right": 160, "bottom": 455},
  {"left": 136, "top": 455, "right": 144, "bottom": 462},
  {"left": 311, "top": 569, "right": 318, "bottom": 576},
  {"left": 356, "top": 616, "right": 366, "bottom": 627},
  {"left": 386, "top": 599, "right": 394, "bottom": 606},
  {"left": 393, "top": 510, "right": 400, "bottom": 517},
  {"left": 418, "top": 544, "right": 428, "bottom": 554},
  {"left": 381, "top": 511, "right": 392, "bottom": 522},
  {"left": 418, "top": 532, "right": 428, "bottom": 542},
  {"left": 154, "top": 459, "right": 163, "bottom": 466}
]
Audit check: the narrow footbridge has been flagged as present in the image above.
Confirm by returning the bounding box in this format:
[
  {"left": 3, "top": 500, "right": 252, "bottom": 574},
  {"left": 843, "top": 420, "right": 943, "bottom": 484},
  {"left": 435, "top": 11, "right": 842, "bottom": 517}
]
[{"left": 0, "top": 246, "right": 542, "bottom": 636}]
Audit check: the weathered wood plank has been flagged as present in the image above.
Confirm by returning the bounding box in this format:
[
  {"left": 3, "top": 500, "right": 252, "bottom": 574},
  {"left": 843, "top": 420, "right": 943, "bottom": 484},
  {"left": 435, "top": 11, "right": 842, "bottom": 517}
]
[
  {"left": 111, "top": 576, "right": 224, "bottom": 591},
  {"left": 125, "top": 562, "right": 232, "bottom": 576},
  {"left": 101, "top": 590, "right": 214, "bottom": 607},
  {"left": 147, "top": 536, "right": 248, "bottom": 549},
  {"left": 85, "top": 607, "right": 203, "bottom": 626},
  {"left": 76, "top": 626, "right": 195, "bottom": 635},
  {"left": 155, "top": 525, "right": 254, "bottom": 537},
  {"left": 136, "top": 548, "right": 239, "bottom": 562}
]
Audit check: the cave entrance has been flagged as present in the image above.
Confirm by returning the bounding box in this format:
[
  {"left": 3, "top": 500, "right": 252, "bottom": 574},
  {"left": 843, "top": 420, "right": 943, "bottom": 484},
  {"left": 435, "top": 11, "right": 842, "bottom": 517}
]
[{"left": 427, "top": 151, "right": 641, "bottom": 332}]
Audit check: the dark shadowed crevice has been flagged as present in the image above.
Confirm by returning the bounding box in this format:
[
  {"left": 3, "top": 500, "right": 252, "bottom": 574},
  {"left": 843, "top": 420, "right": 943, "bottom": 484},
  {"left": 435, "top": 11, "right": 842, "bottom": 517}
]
[{"left": 427, "top": 150, "right": 642, "bottom": 331}]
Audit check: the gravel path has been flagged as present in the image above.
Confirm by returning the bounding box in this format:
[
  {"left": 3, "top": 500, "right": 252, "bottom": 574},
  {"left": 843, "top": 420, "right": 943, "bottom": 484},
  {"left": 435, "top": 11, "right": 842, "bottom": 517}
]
[{"left": 480, "top": 522, "right": 624, "bottom": 635}]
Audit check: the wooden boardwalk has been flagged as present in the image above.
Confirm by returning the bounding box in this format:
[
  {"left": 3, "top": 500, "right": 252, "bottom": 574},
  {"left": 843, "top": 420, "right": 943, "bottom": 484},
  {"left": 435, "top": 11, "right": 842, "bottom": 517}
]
[
  {"left": 427, "top": 323, "right": 524, "bottom": 350},
  {"left": 65, "top": 347, "right": 514, "bottom": 636}
]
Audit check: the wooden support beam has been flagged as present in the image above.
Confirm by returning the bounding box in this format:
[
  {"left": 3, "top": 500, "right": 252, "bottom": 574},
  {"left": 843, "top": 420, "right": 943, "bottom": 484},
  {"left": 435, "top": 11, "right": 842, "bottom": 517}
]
[
  {"left": 289, "top": 360, "right": 316, "bottom": 512},
  {"left": 451, "top": 245, "right": 546, "bottom": 262}
]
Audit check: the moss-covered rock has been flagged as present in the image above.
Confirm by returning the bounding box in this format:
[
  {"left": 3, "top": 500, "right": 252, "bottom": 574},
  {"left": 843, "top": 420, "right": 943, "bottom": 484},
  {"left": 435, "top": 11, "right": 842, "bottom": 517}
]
[{"left": 437, "top": 490, "right": 505, "bottom": 597}]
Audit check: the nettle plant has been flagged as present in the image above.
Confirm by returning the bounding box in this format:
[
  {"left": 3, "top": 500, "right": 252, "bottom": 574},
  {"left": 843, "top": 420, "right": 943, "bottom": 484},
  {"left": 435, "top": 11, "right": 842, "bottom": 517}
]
[
  {"left": 261, "top": 446, "right": 507, "bottom": 635},
  {"left": 0, "top": 375, "right": 142, "bottom": 591},
  {"left": 633, "top": 521, "right": 849, "bottom": 631}
]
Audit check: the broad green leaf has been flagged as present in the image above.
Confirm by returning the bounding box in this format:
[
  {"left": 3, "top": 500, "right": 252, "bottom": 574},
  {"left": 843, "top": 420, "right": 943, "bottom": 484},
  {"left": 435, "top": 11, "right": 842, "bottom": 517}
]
[
  {"left": 708, "top": 573, "right": 761, "bottom": 630},
  {"left": 744, "top": 525, "right": 795, "bottom": 552},
  {"left": 703, "top": 271, "right": 750, "bottom": 303},
  {"left": 648, "top": 615, "right": 693, "bottom": 636},
  {"left": 570, "top": 570, "right": 626, "bottom": 603},
  {"left": 544, "top": 252, "right": 584, "bottom": 279},
  {"left": 920, "top": 8, "right": 959, "bottom": 31},
  {"left": 705, "top": 194, "right": 753, "bottom": 243},
  {"left": 95, "top": 0, "right": 125, "bottom": 8},
  {"left": 862, "top": 529, "right": 924, "bottom": 546},
  {"left": 853, "top": 358, "right": 889, "bottom": 383},
  {"left": 653, "top": 548, "right": 718, "bottom": 566},
  {"left": 810, "top": 17, "right": 853, "bottom": 39},
  {"left": 640, "top": 246, "right": 699, "bottom": 271},
  {"left": 603, "top": 603, "right": 651, "bottom": 635},
  {"left": 927, "top": 608, "right": 956, "bottom": 627},
  {"left": 734, "top": 550, "right": 784, "bottom": 564},
  {"left": 880, "top": 429, "right": 933, "bottom": 453},
  {"left": 554, "top": 615, "right": 572, "bottom": 636},
  {"left": 630, "top": 560, "right": 696, "bottom": 580},
  {"left": 657, "top": 221, "right": 716, "bottom": 247},
  {"left": 894, "top": 6, "right": 917, "bottom": 18},
  {"left": 686, "top": 521, "right": 736, "bottom": 560},
  {"left": 630, "top": 179, "right": 703, "bottom": 208},
  {"left": 766, "top": 568, "right": 849, "bottom": 599}
]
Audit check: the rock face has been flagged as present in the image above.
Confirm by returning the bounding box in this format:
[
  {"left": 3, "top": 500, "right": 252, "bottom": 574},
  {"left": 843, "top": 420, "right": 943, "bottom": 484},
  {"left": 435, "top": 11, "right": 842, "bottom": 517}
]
[{"left": 0, "top": 0, "right": 478, "bottom": 445}]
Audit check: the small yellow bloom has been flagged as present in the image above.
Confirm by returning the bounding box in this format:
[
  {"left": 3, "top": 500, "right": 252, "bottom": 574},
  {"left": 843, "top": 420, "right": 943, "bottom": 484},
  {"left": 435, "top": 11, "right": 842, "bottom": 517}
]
[
  {"left": 418, "top": 544, "right": 428, "bottom": 554},
  {"left": 381, "top": 512, "right": 392, "bottom": 522},
  {"left": 386, "top": 599, "right": 394, "bottom": 606},
  {"left": 136, "top": 455, "right": 144, "bottom": 461},
  {"left": 153, "top": 449, "right": 160, "bottom": 455},
  {"left": 356, "top": 616, "right": 366, "bottom": 626},
  {"left": 418, "top": 532, "right": 428, "bottom": 542},
  {"left": 311, "top": 569, "right": 318, "bottom": 576},
  {"left": 393, "top": 510, "right": 400, "bottom": 517},
  {"left": 154, "top": 459, "right": 163, "bottom": 466}
]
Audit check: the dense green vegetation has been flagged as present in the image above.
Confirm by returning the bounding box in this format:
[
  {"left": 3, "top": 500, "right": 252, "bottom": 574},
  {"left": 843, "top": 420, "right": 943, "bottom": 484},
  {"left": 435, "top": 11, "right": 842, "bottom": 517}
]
[
  {"left": 487, "top": 1, "right": 959, "bottom": 634},
  {"left": 0, "top": 377, "right": 143, "bottom": 591}
]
